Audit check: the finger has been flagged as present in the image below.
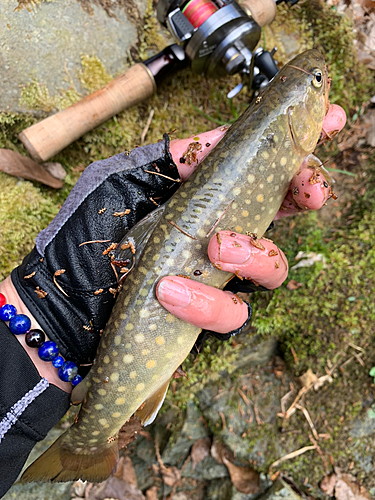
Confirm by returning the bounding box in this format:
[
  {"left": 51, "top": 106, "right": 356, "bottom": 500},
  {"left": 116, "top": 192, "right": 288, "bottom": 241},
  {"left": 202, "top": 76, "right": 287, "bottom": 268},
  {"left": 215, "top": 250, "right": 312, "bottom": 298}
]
[
  {"left": 207, "top": 231, "right": 288, "bottom": 290},
  {"left": 320, "top": 104, "right": 347, "bottom": 144},
  {"left": 275, "top": 156, "right": 333, "bottom": 218},
  {"left": 169, "top": 126, "right": 229, "bottom": 181},
  {"left": 156, "top": 276, "right": 248, "bottom": 333}
]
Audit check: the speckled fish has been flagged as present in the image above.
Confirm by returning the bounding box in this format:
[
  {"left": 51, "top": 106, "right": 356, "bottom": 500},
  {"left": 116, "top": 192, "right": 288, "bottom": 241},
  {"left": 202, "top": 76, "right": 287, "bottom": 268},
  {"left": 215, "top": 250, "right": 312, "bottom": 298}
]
[{"left": 21, "top": 49, "right": 329, "bottom": 483}]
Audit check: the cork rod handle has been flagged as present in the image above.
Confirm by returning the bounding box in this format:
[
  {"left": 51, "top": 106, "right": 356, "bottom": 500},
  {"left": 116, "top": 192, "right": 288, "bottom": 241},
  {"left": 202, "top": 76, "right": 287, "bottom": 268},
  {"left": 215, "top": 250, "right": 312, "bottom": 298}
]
[
  {"left": 240, "top": 0, "right": 277, "bottom": 27},
  {"left": 19, "top": 63, "right": 157, "bottom": 162}
]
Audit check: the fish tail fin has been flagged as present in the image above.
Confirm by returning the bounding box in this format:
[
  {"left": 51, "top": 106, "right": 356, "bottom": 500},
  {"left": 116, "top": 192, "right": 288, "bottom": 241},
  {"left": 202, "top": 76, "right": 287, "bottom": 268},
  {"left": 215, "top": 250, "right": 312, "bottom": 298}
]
[{"left": 20, "top": 431, "right": 119, "bottom": 483}]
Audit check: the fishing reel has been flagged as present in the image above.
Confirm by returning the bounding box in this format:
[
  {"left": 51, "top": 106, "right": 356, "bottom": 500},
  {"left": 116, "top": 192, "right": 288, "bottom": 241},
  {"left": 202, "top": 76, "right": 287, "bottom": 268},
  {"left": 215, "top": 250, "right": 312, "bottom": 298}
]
[
  {"left": 156, "top": 0, "right": 300, "bottom": 95},
  {"left": 19, "top": 0, "right": 301, "bottom": 162}
]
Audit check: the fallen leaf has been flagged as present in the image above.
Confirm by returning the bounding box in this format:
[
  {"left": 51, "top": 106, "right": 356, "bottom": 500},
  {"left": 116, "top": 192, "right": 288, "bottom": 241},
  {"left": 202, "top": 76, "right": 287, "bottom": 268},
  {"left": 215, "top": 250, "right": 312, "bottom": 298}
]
[
  {"left": 145, "top": 486, "right": 158, "bottom": 500},
  {"left": 335, "top": 474, "right": 371, "bottom": 500},
  {"left": 0, "top": 149, "right": 63, "bottom": 188},
  {"left": 320, "top": 473, "right": 337, "bottom": 496},
  {"left": 86, "top": 476, "right": 145, "bottom": 500},
  {"left": 291, "top": 251, "right": 326, "bottom": 270},
  {"left": 320, "top": 469, "right": 371, "bottom": 500},
  {"left": 286, "top": 279, "right": 303, "bottom": 290},
  {"left": 43, "top": 162, "right": 67, "bottom": 180},
  {"left": 222, "top": 456, "right": 260, "bottom": 494},
  {"left": 300, "top": 368, "right": 319, "bottom": 388},
  {"left": 71, "top": 479, "right": 87, "bottom": 497},
  {"left": 191, "top": 437, "right": 211, "bottom": 470},
  {"left": 113, "top": 456, "right": 137, "bottom": 487},
  {"left": 211, "top": 438, "right": 260, "bottom": 494},
  {"left": 161, "top": 465, "right": 180, "bottom": 487}
]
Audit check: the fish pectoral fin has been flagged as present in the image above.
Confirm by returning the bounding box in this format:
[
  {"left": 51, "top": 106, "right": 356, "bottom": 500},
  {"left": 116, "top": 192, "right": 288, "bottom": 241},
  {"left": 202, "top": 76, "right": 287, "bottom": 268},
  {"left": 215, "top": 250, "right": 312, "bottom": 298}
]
[
  {"left": 135, "top": 379, "right": 171, "bottom": 427},
  {"left": 70, "top": 376, "right": 90, "bottom": 405},
  {"left": 20, "top": 430, "right": 118, "bottom": 484},
  {"left": 113, "top": 205, "right": 166, "bottom": 266}
]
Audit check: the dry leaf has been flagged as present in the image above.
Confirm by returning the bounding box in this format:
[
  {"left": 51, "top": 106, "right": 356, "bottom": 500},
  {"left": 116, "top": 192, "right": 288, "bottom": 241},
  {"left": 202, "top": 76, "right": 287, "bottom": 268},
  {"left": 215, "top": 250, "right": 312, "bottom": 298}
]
[
  {"left": 0, "top": 149, "right": 63, "bottom": 188},
  {"left": 335, "top": 474, "right": 371, "bottom": 500},
  {"left": 222, "top": 456, "right": 260, "bottom": 494},
  {"left": 191, "top": 437, "right": 211, "bottom": 470},
  {"left": 211, "top": 438, "right": 260, "bottom": 494},
  {"left": 320, "top": 473, "right": 337, "bottom": 496},
  {"left": 145, "top": 486, "right": 159, "bottom": 500},
  {"left": 43, "top": 162, "right": 67, "bottom": 180},
  {"left": 86, "top": 476, "right": 145, "bottom": 500},
  {"left": 161, "top": 465, "right": 180, "bottom": 487},
  {"left": 286, "top": 279, "right": 303, "bottom": 290},
  {"left": 320, "top": 470, "right": 371, "bottom": 500},
  {"left": 113, "top": 456, "right": 137, "bottom": 487},
  {"left": 300, "top": 368, "right": 319, "bottom": 388}
]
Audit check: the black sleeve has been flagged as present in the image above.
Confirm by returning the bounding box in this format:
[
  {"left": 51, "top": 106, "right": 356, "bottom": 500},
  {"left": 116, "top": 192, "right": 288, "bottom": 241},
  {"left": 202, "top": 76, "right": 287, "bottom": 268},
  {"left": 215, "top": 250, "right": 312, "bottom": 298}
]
[{"left": 0, "top": 321, "right": 70, "bottom": 497}]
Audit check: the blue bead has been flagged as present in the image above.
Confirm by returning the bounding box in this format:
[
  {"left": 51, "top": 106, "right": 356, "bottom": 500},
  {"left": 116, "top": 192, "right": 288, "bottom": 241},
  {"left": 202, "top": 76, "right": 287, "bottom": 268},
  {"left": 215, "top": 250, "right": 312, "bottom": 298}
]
[
  {"left": 0, "top": 304, "right": 17, "bottom": 321},
  {"left": 38, "top": 341, "right": 59, "bottom": 361},
  {"left": 71, "top": 374, "right": 83, "bottom": 387},
  {"left": 58, "top": 361, "right": 78, "bottom": 382},
  {"left": 9, "top": 314, "right": 31, "bottom": 335},
  {"left": 52, "top": 355, "right": 64, "bottom": 368}
]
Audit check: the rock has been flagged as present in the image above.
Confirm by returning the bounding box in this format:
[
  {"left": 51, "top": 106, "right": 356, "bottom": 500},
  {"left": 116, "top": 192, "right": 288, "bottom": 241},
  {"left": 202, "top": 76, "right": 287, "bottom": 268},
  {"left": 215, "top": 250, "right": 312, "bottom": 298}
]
[
  {"left": 162, "top": 400, "right": 209, "bottom": 466},
  {"left": 0, "top": 0, "right": 147, "bottom": 113},
  {"left": 257, "top": 479, "right": 303, "bottom": 499}
]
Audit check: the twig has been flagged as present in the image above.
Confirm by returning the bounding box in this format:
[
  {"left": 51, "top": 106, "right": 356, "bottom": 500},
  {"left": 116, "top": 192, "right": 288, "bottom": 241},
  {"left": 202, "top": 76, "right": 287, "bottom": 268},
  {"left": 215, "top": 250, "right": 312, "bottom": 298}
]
[
  {"left": 269, "top": 445, "right": 316, "bottom": 470},
  {"left": 53, "top": 270, "right": 69, "bottom": 297},
  {"left": 296, "top": 404, "right": 319, "bottom": 441},
  {"left": 352, "top": 351, "right": 365, "bottom": 367},
  {"left": 205, "top": 200, "right": 234, "bottom": 238},
  {"left": 143, "top": 170, "right": 181, "bottom": 182},
  {"left": 347, "top": 342, "right": 364, "bottom": 352},
  {"left": 141, "top": 109, "right": 154, "bottom": 144},
  {"left": 168, "top": 221, "right": 197, "bottom": 240},
  {"left": 219, "top": 411, "right": 226, "bottom": 429},
  {"left": 79, "top": 239, "right": 111, "bottom": 247}
]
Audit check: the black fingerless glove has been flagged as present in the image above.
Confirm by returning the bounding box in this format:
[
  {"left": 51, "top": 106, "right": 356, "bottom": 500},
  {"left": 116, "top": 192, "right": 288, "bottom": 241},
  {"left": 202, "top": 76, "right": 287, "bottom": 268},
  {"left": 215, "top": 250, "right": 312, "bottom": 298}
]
[{"left": 12, "top": 135, "right": 181, "bottom": 366}]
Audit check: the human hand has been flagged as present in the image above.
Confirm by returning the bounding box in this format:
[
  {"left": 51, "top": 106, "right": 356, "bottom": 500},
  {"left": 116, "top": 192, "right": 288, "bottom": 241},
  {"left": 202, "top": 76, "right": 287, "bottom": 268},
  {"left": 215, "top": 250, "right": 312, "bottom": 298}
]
[{"left": 156, "top": 104, "right": 347, "bottom": 336}]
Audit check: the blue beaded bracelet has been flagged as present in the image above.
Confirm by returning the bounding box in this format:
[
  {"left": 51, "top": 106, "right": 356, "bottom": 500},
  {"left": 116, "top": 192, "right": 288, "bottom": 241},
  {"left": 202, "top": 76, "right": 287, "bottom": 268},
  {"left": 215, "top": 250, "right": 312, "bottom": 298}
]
[{"left": 0, "top": 292, "right": 82, "bottom": 386}]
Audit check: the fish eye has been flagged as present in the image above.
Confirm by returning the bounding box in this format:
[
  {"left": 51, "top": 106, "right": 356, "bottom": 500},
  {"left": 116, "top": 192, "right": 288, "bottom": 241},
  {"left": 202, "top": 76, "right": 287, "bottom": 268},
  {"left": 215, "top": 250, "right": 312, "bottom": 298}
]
[{"left": 311, "top": 68, "right": 323, "bottom": 88}]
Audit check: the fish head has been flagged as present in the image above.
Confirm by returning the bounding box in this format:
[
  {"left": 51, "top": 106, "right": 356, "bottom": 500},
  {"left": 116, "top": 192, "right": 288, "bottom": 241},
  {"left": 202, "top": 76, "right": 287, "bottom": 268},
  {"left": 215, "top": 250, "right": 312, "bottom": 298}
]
[{"left": 280, "top": 49, "right": 329, "bottom": 155}]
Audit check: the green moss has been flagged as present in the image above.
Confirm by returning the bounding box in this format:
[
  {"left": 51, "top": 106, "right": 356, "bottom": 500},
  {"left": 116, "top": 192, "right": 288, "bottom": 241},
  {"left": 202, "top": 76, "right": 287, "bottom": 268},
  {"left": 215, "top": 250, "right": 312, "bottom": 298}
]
[
  {"left": 269, "top": 0, "right": 373, "bottom": 114},
  {"left": 78, "top": 55, "right": 113, "bottom": 93},
  {"left": 0, "top": 174, "right": 59, "bottom": 280}
]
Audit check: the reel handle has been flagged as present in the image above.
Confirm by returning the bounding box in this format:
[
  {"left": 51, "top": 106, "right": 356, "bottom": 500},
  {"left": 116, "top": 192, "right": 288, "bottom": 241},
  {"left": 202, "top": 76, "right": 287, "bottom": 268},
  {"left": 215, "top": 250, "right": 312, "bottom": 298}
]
[{"left": 20, "top": 63, "right": 156, "bottom": 162}]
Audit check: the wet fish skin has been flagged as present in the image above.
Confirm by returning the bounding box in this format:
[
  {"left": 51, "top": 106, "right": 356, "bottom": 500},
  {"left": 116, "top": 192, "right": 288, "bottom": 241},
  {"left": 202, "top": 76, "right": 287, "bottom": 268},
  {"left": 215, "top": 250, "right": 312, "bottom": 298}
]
[{"left": 21, "top": 49, "right": 328, "bottom": 483}]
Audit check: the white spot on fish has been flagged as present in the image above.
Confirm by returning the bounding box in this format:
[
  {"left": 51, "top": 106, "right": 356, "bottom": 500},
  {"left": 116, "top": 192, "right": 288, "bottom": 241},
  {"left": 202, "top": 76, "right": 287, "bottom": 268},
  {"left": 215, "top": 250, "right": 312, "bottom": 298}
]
[
  {"left": 130, "top": 371, "right": 137, "bottom": 379},
  {"left": 149, "top": 324, "right": 157, "bottom": 331},
  {"left": 123, "top": 354, "right": 134, "bottom": 364},
  {"left": 135, "top": 334, "right": 145, "bottom": 343},
  {"left": 110, "top": 372, "right": 119, "bottom": 382},
  {"left": 115, "top": 398, "right": 126, "bottom": 406},
  {"left": 257, "top": 194, "right": 264, "bottom": 203},
  {"left": 146, "top": 359, "right": 156, "bottom": 369},
  {"left": 232, "top": 187, "right": 241, "bottom": 196},
  {"left": 156, "top": 336, "right": 165, "bottom": 345},
  {"left": 136, "top": 383, "right": 145, "bottom": 391}
]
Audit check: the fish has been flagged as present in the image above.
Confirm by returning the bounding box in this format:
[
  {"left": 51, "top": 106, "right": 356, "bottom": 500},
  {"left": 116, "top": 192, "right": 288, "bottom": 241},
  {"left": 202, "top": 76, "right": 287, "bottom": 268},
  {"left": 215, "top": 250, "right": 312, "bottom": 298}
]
[{"left": 21, "top": 49, "right": 329, "bottom": 484}]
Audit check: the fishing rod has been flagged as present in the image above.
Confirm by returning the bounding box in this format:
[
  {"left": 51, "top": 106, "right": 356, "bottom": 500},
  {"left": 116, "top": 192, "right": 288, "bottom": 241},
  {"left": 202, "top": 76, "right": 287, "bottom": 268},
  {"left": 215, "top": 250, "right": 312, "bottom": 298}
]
[{"left": 19, "top": 0, "right": 300, "bottom": 163}]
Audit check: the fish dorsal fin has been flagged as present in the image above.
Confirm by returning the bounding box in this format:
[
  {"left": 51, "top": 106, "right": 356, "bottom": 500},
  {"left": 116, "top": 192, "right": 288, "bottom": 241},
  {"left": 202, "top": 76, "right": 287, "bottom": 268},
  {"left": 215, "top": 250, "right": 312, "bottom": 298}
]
[
  {"left": 135, "top": 379, "right": 171, "bottom": 426},
  {"left": 113, "top": 205, "right": 166, "bottom": 268}
]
